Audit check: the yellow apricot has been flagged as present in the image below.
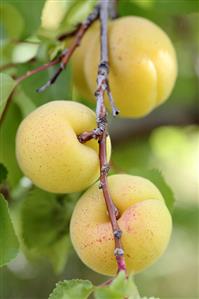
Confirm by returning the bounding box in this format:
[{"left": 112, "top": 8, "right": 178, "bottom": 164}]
[
  {"left": 41, "top": 0, "right": 70, "bottom": 30},
  {"left": 71, "top": 17, "right": 177, "bottom": 118},
  {"left": 16, "top": 101, "right": 111, "bottom": 193},
  {"left": 70, "top": 174, "right": 172, "bottom": 276}
]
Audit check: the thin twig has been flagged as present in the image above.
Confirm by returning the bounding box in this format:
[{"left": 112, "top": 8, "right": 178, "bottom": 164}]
[
  {"left": 16, "top": 57, "right": 62, "bottom": 85},
  {"left": 37, "top": 5, "right": 100, "bottom": 93}
]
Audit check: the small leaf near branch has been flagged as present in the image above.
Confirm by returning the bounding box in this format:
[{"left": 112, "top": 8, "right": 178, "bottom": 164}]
[
  {"left": 12, "top": 42, "right": 39, "bottom": 64},
  {"left": 95, "top": 271, "right": 140, "bottom": 299},
  {"left": 61, "top": 0, "right": 98, "bottom": 31},
  {"left": 48, "top": 279, "right": 94, "bottom": 299},
  {"left": 0, "top": 194, "right": 19, "bottom": 266}
]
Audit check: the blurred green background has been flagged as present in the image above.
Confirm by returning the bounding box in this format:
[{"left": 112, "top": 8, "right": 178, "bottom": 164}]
[{"left": 0, "top": 0, "right": 198, "bottom": 299}]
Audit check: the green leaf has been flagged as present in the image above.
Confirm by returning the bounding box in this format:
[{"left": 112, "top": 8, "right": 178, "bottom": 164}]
[
  {"left": 0, "top": 3, "right": 24, "bottom": 39},
  {"left": 61, "top": 0, "right": 97, "bottom": 32},
  {"left": 6, "top": 0, "right": 45, "bottom": 38},
  {"left": 22, "top": 189, "right": 69, "bottom": 248},
  {"left": 21, "top": 189, "right": 77, "bottom": 273},
  {"left": 12, "top": 42, "right": 39, "bottom": 63},
  {"left": 130, "top": 0, "right": 155, "bottom": 9},
  {"left": 141, "top": 297, "right": 160, "bottom": 299},
  {"left": 120, "top": 0, "right": 198, "bottom": 15},
  {"left": 130, "top": 168, "right": 175, "bottom": 213},
  {"left": 41, "top": 235, "right": 70, "bottom": 274},
  {"left": 14, "top": 88, "right": 36, "bottom": 117},
  {"left": 48, "top": 42, "right": 66, "bottom": 61},
  {"left": 0, "top": 103, "right": 23, "bottom": 187},
  {"left": 17, "top": 61, "right": 72, "bottom": 107},
  {"left": 0, "top": 41, "right": 15, "bottom": 67},
  {"left": 155, "top": 0, "right": 199, "bottom": 14},
  {"left": 39, "top": 0, "right": 97, "bottom": 39},
  {"left": 0, "top": 73, "right": 16, "bottom": 118},
  {"left": 0, "top": 194, "right": 19, "bottom": 266},
  {"left": 95, "top": 272, "right": 140, "bottom": 299},
  {"left": 48, "top": 279, "right": 94, "bottom": 299},
  {"left": 0, "top": 163, "right": 8, "bottom": 184}
]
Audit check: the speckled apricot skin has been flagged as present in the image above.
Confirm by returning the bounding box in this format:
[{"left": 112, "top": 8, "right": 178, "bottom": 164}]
[
  {"left": 16, "top": 101, "right": 111, "bottom": 193},
  {"left": 71, "top": 17, "right": 177, "bottom": 118},
  {"left": 70, "top": 174, "right": 172, "bottom": 276}
]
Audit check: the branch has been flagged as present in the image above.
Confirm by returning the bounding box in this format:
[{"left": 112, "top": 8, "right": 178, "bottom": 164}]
[
  {"left": 96, "top": 0, "right": 126, "bottom": 274},
  {"left": 78, "top": 0, "right": 125, "bottom": 274}
]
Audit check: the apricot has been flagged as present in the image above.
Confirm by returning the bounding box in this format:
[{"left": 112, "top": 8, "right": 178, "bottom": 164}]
[
  {"left": 70, "top": 174, "right": 172, "bottom": 276},
  {"left": 16, "top": 101, "right": 111, "bottom": 193},
  {"left": 71, "top": 17, "right": 177, "bottom": 118}
]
